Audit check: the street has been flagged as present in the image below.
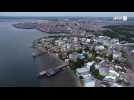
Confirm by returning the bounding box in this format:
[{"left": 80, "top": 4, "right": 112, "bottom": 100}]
[{"left": 124, "top": 46, "right": 134, "bottom": 87}]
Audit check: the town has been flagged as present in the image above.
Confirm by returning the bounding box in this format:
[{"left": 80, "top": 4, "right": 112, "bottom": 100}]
[
  {"left": 12, "top": 16, "right": 134, "bottom": 87},
  {"left": 32, "top": 32, "right": 134, "bottom": 87}
]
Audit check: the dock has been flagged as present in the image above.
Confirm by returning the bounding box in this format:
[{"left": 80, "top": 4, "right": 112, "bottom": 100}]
[
  {"left": 38, "top": 62, "right": 69, "bottom": 78},
  {"left": 55, "top": 63, "right": 69, "bottom": 70}
]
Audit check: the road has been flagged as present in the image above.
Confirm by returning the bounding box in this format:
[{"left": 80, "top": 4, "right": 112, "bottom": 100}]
[{"left": 123, "top": 46, "right": 134, "bottom": 87}]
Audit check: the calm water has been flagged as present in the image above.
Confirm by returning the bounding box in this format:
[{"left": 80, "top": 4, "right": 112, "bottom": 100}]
[{"left": 0, "top": 19, "right": 77, "bottom": 87}]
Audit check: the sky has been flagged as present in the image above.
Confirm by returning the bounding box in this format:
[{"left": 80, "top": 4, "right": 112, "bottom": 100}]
[{"left": 0, "top": 12, "right": 134, "bottom": 17}]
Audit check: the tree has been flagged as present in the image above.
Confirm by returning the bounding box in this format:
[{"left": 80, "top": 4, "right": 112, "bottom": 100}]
[
  {"left": 90, "top": 65, "right": 104, "bottom": 80},
  {"left": 108, "top": 54, "right": 113, "bottom": 61}
]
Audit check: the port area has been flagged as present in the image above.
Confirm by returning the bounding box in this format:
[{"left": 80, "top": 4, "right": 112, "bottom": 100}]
[
  {"left": 38, "top": 62, "right": 69, "bottom": 77},
  {"left": 31, "top": 44, "right": 71, "bottom": 77}
]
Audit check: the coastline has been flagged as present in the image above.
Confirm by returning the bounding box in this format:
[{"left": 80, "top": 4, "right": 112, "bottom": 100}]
[{"left": 47, "top": 52, "right": 82, "bottom": 87}]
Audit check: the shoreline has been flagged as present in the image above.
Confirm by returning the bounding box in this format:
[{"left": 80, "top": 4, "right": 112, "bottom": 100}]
[{"left": 47, "top": 52, "right": 82, "bottom": 87}]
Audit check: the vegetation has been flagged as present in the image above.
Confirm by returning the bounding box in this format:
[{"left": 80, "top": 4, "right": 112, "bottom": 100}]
[
  {"left": 69, "top": 59, "right": 84, "bottom": 70},
  {"left": 108, "top": 54, "right": 113, "bottom": 62},
  {"left": 102, "top": 25, "right": 134, "bottom": 42},
  {"left": 90, "top": 65, "right": 104, "bottom": 80}
]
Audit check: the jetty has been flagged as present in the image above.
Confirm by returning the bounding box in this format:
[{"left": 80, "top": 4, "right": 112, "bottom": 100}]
[{"left": 38, "top": 62, "right": 69, "bottom": 78}]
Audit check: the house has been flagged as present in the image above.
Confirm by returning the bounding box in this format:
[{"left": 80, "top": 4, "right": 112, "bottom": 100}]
[
  {"left": 111, "top": 38, "right": 119, "bottom": 45},
  {"left": 85, "top": 61, "right": 95, "bottom": 70},
  {"left": 65, "top": 59, "right": 70, "bottom": 63},
  {"left": 77, "top": 53, "right": 86, "bottom": 60},
  {"left": 113, "top": 51, "right": 122, "bottom": 61},
  {"left": 63, "top": 37, "right": 68, "bottom": 41},
  {"left": 106, "top": 47, "right": 113, "bottom": 56},
  {"left": 76, "top": 67, "right": 90, "bottom": 77},
  {"left": 83, "top": 78, "right": 96, "bottom": 87},
  {"left": 115, "top": 65, "right": 122, "bottom": 70},
  {"left": 109, "top": 70, "right": 120, "bottom": 77},
  {"left": 73, "top": 37, "right": 78, "bottom": 42},
  {"left": 96, "top": 36, "right": 110, "bottom": 45},
  {"left": 104, "top": 75, "right": 116, "bottom": 82},
  {"left": 99, "top": 60, "right": 109, "bottom": 66},
  {"left": 81, "top": 38, "right": 87, "bottom": 42},
  {"left": 55, "top": 40, "right": 65, "bottom": 46},
  {"left": 99, "top": 67, "right": 109, "bottom": 76},
  {"left": 131, "top": 50, "right": 134, "bottom": 56},
  {"left": 95, "top": 64, "right": 100, "bottom": 70},
  {"left": 95, "top": 45, "right": 105, "bottom": 51},
  {"left": 80, "top": 73, "right": 92, "bottom": 79},
  {"left": 66, "top": 43, "right": 71, "bottom": 49},
  {"left": 85, "top": 38, "right": 91, "bottom": 43},
  {"left": 103, "top": 69, "right": 119, "bottom": 82},
  {"left": 69, "top": 52, "right": 79, "bottom": 62}
]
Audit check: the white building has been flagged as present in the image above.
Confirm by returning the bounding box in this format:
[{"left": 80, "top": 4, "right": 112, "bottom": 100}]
[
  {"left": 81, "top": 38, "right": 87, "bottom": 42},
  {"left": 99, "top": 67, "right": 109, "bottom": 76},
  {"left": 95, "top": 45, "right": 105, "bottom": 51},
  {"left": 104, "top": 69, "right": 119, "bottom": 82},
  {"left": 113, "top": 51, "right": 122, "bottom": 60},
  {"left": 55, "top": 40, "right": 65, "bottom": 46},
  {"left": 95, "top": 64, "right": 100, "bottom": 70},
  {"left": 85, "top": 61, "right": 95, "bottom": 70},
  {"left": 96, "top": 36, "right": 111, "bottom": 46},
  {"left": 85, "top": 39, "right": 91, "bottom": 43},
  {"left": 81, "top": 73, "right": 92, "bottom": 79},
  {"left": 76, "top": 67, "right": 90, "bottom": 77},
  {"left": 73, "top": 37, "right": 78, "bottom": 42},
  {"left": 111, "top": 38, "right": 119, "bottom": 45},
  {"left": 69, "top": 52, "right": 78, "bottom": 62},
  {"left": 83, "top": 79, "right": 96, "bottom": 87},
  {"left": 131, "top": 50, "right": 134, "bottom": 56}
]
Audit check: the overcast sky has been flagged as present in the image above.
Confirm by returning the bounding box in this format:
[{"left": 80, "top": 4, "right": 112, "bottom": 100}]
[{"left": 0, "top": 12, "right": 134, "bottom": 17}]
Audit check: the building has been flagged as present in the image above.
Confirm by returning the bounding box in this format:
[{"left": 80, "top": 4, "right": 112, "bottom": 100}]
[
  {"left": 69, "top": 52, "right": 79, "bottom": 62},
  {"left": 113, "top": 51, "right": 122, "bottom": 61},
  {"left": 111, "top": 38, "right": 119, "bottom": 44},
  {"left": 77, "top": 53, "right": 86, "bottom": 60},
  {"left": 131, "top": 50, "right": 134, "bottom": 56},
  {"left": 103, "top": 69, "right": 119, "bottom": 82},
  {"left": 85, "top": 61, "right": 95, "bottom": 70},
  {"left": 76, "top": 67, "right": 90, "bottom": 77},
  {"left": 85, "top": 38, "right": 91, "bottom": 43},
  {"left": 55, "top": 40, "right": 65, "bottom": 46},
  {"left": 83, "top": 78, "right": 96, "bottom": 87},
  {"left": 96, "top": 36, "right": 111, "bottom": 46},
  {"left": 95, "top": 45, "right": 105, "bottom": 51},
  {"left": 99, "top": 67, "right": 109, "bottom": 76}
]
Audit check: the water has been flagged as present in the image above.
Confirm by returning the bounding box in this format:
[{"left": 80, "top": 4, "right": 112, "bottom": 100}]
[{"left": 0, "top": 19, "right": 77, "bottom": 87}]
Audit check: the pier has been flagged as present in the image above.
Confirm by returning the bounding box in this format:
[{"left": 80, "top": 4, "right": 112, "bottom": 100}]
[{"left": 39, "top": 62, "right": 69, "bottom": 77}]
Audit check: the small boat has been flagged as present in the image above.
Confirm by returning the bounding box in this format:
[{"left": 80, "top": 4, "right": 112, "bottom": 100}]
[
  {"left": 39, "top": 70, "right": 47, "bottom": 76},
  {"left": 32, "top": 52, "right": 37, "bottom": 57}
]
